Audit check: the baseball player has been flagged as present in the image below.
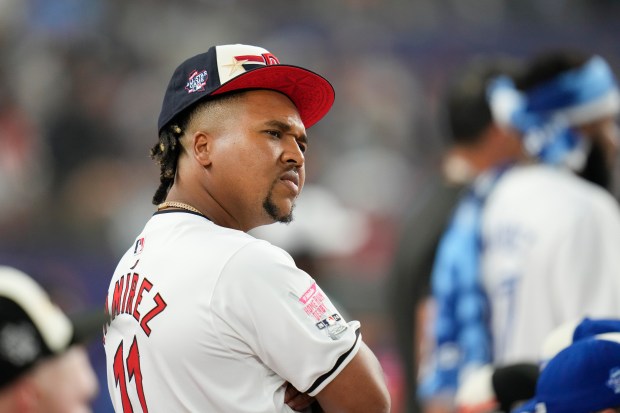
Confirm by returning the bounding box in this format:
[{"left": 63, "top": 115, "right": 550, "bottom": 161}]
[
  {"left": 387, "top": 56, "right": 524, "bottom": 413},
  {"left": 482, "top": 52, "right": 620, "bottom": 364},
  {"left": 102, "top": 44, "right": 390, "bottom": 413},
  {"left": 420, "top": 51, "right": 620, "bottom": 413}
]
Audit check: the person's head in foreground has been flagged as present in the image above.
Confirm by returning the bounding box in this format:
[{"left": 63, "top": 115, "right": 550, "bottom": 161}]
[
  {"left": 151, "top": 43, "right": 335, "bottom": 232},
  {"left": 0, "top": 266, "right": 100, "bottom": 413}
]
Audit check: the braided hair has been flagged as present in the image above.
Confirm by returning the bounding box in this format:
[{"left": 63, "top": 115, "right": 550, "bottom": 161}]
[
  {"left": 149, "top": 91, "right": 246, "bottom": 205},
  {"left": 150, "top": 121, "right": 185, "bottom": 205}
]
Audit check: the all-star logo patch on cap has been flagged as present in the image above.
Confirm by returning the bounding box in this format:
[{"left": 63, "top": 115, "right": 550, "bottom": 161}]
[{"left": 157, "top": 44, "right": 335, "bottom": 133}]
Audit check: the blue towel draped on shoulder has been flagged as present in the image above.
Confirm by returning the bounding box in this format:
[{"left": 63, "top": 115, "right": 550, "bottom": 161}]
[{"left": 418, "top": 167, "right": 506, "bottom": 399}]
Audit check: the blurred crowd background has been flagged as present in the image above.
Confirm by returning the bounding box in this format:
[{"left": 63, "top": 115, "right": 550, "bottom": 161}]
[{"left": 1, "top": 0, "right": 619, "bottom": 411}]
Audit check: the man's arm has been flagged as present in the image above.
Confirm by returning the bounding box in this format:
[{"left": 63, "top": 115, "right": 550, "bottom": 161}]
[{"left": 314, "top": 341, "right": 390, "bottom": 413}]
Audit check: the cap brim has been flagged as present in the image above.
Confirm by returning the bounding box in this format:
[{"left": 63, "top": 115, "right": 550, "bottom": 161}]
[
  {"left": 212, "top": 64, "right": 335, "bottom": 129},
  {"left": 68, "top": 309, "right": 105, "bottom": 346}
]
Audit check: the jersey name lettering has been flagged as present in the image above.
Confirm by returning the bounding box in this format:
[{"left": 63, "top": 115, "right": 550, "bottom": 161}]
[{"left": 104, "top": 272, "right": 168, "bottom": 338}]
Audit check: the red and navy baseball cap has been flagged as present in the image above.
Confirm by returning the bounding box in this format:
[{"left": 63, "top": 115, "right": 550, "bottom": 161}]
[
  {"left": 157, "top": 44, "right": 335, "bottom": 134},
  {"left": 0, "top": 266, "right": 103, "bottom": 389}
]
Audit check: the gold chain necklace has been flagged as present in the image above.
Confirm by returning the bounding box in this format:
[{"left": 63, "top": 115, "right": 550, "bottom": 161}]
[{"left": 157, "top": 201, "right": 202, "bottom": 215}]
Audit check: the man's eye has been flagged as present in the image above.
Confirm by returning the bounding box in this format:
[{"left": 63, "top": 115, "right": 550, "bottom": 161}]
[
  {"left": 266, "top": 130, "right": 281, "bottom": 138},
  {"left": 298, "top": 142, "right": 307, "bottom": 153}
]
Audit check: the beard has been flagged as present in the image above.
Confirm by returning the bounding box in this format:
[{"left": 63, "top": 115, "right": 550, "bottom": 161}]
[{"left": 262, "top": 185, "right": 295, "bottom": 224}]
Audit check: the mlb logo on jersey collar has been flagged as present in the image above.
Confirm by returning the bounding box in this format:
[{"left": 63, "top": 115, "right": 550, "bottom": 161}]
[{"left": 133, "top": 237, "right": 145, "bottom": 255}]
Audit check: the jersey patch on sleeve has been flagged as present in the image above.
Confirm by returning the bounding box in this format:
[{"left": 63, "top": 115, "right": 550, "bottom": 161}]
[
  {"left": 295, "top": 282, "right": 349, "bottom": 340},
  {"left": 315, "top": 313, "right": 349, "bottom": 340},
  {"left": 299, "top": 283, "right": 329, "bottom": 320}
]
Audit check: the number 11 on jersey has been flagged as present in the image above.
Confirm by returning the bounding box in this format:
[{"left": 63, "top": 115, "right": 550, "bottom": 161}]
[{"left": 113, "top": 336, "right": 149, "bottom": 413}]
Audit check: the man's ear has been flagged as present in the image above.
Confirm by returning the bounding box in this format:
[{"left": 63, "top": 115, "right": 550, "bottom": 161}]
[{"left": 193, "top": 132, "right": 212, "bottom": 167}]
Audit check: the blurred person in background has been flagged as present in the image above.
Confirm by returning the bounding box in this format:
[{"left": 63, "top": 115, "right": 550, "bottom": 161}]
[
  {"left": 387, "top": 55, "right": 525, "bottom": 413},
  {"left": 0, "top": 265, "right": 100, "bottom": 413},
  {"left": 455, "top": 317, "right": 620, "bottom": 413},
  {"left": 0, "top": 71, "right": 50, "bottom": 247},
  {"left": 483, "top": 49, "right": 620, "bottom": 362},
  {"left": 513, "top": 333, "right": 620, "bottom": 413},
  {"left": 521, "top": 56, "right": 620, "bottom": 196},
  {"left": 42, "top": 46, "right": 132, "bottom": 251},
  {"left": 419, "top": 49, "right": 620, "bottom": 413}
]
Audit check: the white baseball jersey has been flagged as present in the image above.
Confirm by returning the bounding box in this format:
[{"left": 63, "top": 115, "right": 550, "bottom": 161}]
[
  {"left": 481, "top": 164, "right": 620, "bottom": 364},
  {"left": 103, "top": 210, "right": 361, "bottom": 413}
]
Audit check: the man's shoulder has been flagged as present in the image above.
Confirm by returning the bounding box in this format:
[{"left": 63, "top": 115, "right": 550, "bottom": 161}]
[
  {"left": 486, "top": 164, "right": 620, "bottom": 226},
  {"left": 133, "top": 213, "right": 280, "bottom": 266},
  {"left": 496, "top": 164, "right": 614, "bottom": 202},
  {"left": 500, "top": 164, "right": 578, "bottom": 186},
  {"left": 227, "top": 236, "right": 295, "bottom": 268}
]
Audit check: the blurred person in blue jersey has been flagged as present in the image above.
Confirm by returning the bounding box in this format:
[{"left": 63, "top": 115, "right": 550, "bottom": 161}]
[
  {"left": 419, "top": 50, "right": 620, "bottom": 413},
  {"left": 387, "top": 55, "right": 525, "bottom": 413}
]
